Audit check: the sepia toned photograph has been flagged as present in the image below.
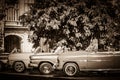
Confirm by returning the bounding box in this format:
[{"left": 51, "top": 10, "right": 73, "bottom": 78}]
[{"left": 0, "top": 0, "right": 120, "bottom": 80}]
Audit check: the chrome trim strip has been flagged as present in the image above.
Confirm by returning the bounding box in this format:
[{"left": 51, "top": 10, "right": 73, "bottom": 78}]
[
  {"left": 87, "top": 55, "right": 113, "bottom": 57},
  {"left": 87, "top": 60, "right": 110, "bottom": 62}
]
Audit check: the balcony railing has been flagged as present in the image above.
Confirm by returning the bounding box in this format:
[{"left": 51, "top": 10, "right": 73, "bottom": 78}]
[
  {"left": 4, "top": 0, "right": 34, "bottom": 27},
  {"left": 5, "top": 6, "right": 19, "bottom": 21}
]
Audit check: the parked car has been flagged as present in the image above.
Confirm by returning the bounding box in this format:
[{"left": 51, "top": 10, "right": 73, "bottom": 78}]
[
  {"left": 0, "top": 53, "right": 9, "bottom": 71},
  {"left": 29, "top": 52, "right": 59, "bottom": 74},
  {"left": 55, "top": 51, "right": 120, "bottom": 76},
  {"left": 8, "top": 52, "right": 34, "bottom": 73},
  {"left": 29, "top": 45, "right": 65, "bottom": 74}
]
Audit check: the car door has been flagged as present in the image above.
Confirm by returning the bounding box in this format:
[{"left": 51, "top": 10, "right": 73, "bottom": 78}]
[{"left": 87, "top": 51, "right": 114, "bottom": 70}]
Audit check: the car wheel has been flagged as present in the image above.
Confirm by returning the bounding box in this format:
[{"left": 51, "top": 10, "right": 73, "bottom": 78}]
[
  {"left": 13, "top": 61, "right": 25, "bottom": 73},
  {"left": 63, "top": 63, "right": 78, "bottom": 76},
  {"left": 39, "top": 63, "right": 53, "bottom": 74}
]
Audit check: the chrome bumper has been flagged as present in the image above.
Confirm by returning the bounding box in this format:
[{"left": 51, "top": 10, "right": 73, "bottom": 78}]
[{"left": 28, "top": 63, "right": 38, "bottom": 68}]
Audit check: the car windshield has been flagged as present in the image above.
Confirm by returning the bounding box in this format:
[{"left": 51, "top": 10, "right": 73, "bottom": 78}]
[
  {"left": 33, "top": 46, "right": 63, "bottom": 54},
  {"left": 34, "top": 46, "right": 60, "bottom": 54}
]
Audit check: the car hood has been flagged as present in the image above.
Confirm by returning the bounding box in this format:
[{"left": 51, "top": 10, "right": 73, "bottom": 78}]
[
  {"left": 30, "top": 53, "right": 59, "bottom": 60},
  {"left": 60, "top": 50, "right": 91, "bottom": 56}
]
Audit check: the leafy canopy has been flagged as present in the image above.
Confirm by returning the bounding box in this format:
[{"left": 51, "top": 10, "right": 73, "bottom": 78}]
[{"left": 19, "top": 0, "right": 120, "bottom": 51}]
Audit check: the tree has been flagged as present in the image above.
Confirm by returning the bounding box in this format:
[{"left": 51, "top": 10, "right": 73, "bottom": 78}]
[{"left": 19, "top": 0, "right": 120, "bottom": 51}]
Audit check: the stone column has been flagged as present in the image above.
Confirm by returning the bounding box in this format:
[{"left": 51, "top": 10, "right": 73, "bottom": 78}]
[{"left": 0, "top": 21, "right": 4, "bottom": 52}]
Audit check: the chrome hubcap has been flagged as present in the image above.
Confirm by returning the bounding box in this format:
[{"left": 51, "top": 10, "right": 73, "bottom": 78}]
[
  {"left": 15, "top": 62, "right": 24, "bottom": 72},
  {"left": 66, "top": 66, "right": 76, "bottom": 75}
]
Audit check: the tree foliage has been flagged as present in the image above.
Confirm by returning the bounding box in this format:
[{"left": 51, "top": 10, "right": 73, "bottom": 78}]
[{"left": 19, "top": 0, "right": 120, "bottom": 51}]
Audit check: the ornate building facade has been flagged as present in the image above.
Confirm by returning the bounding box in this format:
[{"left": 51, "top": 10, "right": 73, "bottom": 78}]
[{"left": 0, "top": 0, "right": 34, "bottom": 53}]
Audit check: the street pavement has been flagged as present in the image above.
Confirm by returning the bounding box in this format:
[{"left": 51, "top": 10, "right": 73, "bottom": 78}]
[{"left": 0, "top": 69, "right": 120, "bottom": 80}]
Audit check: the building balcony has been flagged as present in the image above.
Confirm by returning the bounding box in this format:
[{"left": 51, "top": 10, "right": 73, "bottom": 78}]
[
  {"left": 5, "top": 20, "right": 21, "bottom": 26},
  {"left": 4, "top": 20, "right": 28, "bottom": 31}
]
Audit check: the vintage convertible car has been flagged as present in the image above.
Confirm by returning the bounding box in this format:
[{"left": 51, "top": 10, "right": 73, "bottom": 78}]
[
  {"left": 29, "top": 53, "right": 58, "bottom": 74},
  {"left": 56, "top": 51, "right": 120, "bottom": 76},
  {"left": 8, "top": 52, "right": 34, "bottom": 73},
  {"left": 29, "top": 45, "right": 65, "bottom": 74}
]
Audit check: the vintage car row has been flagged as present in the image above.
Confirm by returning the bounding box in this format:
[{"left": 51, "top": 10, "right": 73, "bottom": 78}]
[
  {"left": 1, "top": 49, "right": 120, "bottom": 77},
  {"left": 0, "top": 47, "right": 59, "bottom": 73},
  {"left": 29, "top": 50, "right": 120, "bottom": 76}
]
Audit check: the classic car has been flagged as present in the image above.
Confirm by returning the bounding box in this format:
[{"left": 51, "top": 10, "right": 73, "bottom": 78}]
[
  {"left": 8, "top": 52, "right": 34, "bottom": 73},
  {"left": 29, "top": 46, "right": 64, "bottom": 74},
  {"left": 56, "top": 51, "right": 120, "bottom": 76},
  {"left": 29, "top": 53, "right": 58, "bottom": 74},
  {"left": 0, "top": 53, "right": 9, "bottom": 71}
]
